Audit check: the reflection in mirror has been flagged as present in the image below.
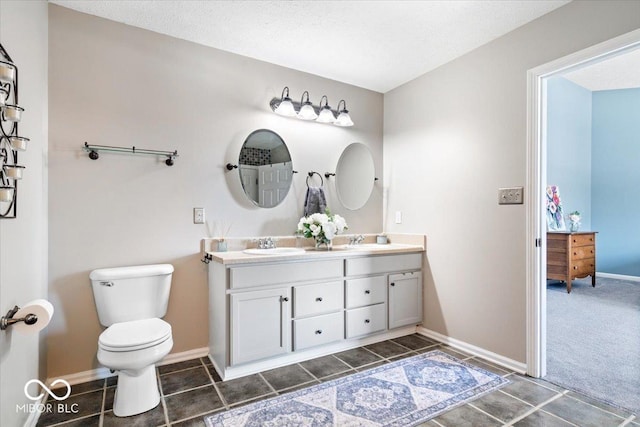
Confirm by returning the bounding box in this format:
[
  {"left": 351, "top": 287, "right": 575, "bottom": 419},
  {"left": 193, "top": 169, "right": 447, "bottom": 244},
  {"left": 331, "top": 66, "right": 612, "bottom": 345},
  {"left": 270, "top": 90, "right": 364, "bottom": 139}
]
[
  {"left": 335, "top": 143, "right": 375, "bottom": 210},
  {"left": 238, "top": 129, "right": 293, "bottom": 208}
]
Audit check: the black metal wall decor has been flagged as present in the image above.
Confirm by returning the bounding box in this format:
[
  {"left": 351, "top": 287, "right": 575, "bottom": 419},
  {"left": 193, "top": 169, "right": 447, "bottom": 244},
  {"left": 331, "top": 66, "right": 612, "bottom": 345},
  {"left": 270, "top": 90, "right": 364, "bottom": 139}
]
[{"left": 0, "top": 43, "right": 27, "bottom": 219}]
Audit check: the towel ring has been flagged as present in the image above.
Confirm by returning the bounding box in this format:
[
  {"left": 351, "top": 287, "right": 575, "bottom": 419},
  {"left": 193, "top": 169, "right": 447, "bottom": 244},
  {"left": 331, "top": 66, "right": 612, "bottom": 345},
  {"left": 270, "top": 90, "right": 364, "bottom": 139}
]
[{"left": 306, "top": 171, "right": 323, "bottom": 187}]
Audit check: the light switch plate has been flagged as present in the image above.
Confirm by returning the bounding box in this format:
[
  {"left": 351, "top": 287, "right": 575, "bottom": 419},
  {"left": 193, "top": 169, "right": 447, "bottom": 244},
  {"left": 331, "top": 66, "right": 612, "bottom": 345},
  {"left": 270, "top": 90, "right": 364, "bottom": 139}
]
[
  {"left": 395, "top": 211, "right": 402, "bottom": 224},
  {"left": 193, "top": 207, "right": 205, "bottom": 224},
  {"left": 498, "top": 187, "right": 524, "bottom": 205}
]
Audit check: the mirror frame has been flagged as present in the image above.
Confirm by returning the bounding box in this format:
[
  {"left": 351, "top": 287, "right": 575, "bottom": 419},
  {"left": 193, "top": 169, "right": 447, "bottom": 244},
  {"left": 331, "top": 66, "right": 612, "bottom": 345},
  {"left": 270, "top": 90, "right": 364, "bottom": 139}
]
[
  {"left": 237, "top": 129, "right": 293, "bottom": 208},
  {"left": 335, "top": 142, "right": 375, "bottom": 210}
]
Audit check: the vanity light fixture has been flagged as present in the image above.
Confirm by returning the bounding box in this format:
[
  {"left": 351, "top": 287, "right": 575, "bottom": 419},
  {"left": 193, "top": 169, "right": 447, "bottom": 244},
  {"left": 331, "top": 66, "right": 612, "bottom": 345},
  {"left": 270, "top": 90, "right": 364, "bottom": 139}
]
[
  {"left": 273, "top": 86, "right": 296, "bottom": 117},
  {"left": 0, "top": 43, "right": 27, "bottom": 219},
  {"left": 269, "top": 87, "right": 353, "bottom": 127},
  {"left": 297, "top": 91, "right": 318, "bottom": 120},
  {"left": 334, "top": 100, "right": 354, "bottom": 127}
]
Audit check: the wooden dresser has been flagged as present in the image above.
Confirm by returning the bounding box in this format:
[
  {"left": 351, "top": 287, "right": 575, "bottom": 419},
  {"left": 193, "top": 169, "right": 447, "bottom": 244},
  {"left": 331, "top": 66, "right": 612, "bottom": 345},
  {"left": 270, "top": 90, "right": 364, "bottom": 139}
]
[{"left": 547, "top": 231, "right": 597, "bottom": 293}]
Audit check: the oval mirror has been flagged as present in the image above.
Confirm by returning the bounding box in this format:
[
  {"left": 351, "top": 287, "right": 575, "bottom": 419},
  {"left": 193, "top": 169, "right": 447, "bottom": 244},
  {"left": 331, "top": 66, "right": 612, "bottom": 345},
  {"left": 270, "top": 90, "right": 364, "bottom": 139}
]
[
  {"left": 238, "top": 129, "right": 293, "bottom": 208},
  {"left": 335, "top": 143, "right": 375, "bottom": 210}
]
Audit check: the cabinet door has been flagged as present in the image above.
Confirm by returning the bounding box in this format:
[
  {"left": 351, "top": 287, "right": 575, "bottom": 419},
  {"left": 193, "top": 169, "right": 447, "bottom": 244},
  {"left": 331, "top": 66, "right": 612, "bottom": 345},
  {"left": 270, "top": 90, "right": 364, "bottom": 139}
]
[
  {"left": 230, "top": 287, "right": 291, "bottom": 365},
  {"left": 388, "top": 272, "right": 422, "bottom": 329}
]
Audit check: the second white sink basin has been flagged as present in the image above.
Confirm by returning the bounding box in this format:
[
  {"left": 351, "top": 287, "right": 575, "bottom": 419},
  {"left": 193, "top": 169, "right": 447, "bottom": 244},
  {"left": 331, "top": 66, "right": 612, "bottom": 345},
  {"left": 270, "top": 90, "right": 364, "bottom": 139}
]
[{"left": 243, "top": 247, "right": 306, "bottom": 255}]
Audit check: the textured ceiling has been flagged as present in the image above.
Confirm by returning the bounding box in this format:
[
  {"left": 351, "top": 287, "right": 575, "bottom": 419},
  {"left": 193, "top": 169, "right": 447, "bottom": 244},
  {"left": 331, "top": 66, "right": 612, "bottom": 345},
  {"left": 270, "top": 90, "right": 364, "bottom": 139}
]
[
  {"left": 563, "top": 48, "right": 640, "bottom": 91},
  {"left": 50, "top": 0, "right": 569, "bottom": 93}
]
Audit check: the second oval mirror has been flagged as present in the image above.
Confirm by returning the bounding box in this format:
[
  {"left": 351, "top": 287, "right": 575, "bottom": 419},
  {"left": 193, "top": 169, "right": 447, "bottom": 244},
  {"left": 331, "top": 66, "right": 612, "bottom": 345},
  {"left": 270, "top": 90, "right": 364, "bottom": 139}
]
[
  {"left": 238, "top": 129, "right": 293, "bottom": 208},
  {"left": 335, "top": 142, "right": 375, "bottom": 210}
]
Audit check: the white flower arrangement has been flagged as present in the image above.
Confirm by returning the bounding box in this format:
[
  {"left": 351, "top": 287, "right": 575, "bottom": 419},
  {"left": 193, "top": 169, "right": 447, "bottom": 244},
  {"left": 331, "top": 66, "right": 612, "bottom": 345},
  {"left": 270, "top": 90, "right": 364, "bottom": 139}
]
[{"left": 297, "top": 209, "right": 348, "bottom": 246}]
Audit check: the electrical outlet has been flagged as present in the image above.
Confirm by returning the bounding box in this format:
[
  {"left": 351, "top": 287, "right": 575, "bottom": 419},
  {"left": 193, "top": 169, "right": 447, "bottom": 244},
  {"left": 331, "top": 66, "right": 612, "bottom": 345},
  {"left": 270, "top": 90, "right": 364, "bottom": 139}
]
[
  {"left": 193, "top": 207, "right": 205, "bottom": 224},
  {"left": 498, "top": 187, "right": 524, "bottom": 205}
]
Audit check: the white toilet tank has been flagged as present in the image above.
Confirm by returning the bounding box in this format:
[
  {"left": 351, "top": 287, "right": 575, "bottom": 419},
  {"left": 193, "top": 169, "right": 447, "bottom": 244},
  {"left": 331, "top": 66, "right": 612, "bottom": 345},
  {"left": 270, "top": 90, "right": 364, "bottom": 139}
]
[{"left": 90, "top": 264, "right": 174, "bottom": 326}]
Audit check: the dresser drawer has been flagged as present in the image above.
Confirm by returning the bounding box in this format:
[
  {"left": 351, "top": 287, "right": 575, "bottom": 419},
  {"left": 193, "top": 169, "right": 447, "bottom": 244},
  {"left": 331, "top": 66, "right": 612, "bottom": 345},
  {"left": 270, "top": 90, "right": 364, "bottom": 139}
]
[
  {"left": 571, "top": 245, "right": 595, "bottom": 260},
  {"left": 345, "top": 275, "right": 386, "bottom": 309},
  {"left": 346, "top": 303, "right": 386, "bottom": 339},
  {"left": 572, "top": 259, "right": 595, "bottom": 277},
  {"left": 345, "top": 253, "right": 421, "bottom": 277},
  {"left": 571, "top": 234, "right": 595, "bottom": 247},
  {"left": 230, "top": 259, "right": 343, "bottom": 289},
  {"left": 293, "top": 311, "right": 344, "bottom": 351},
  {"left": 293, "top": 280, "right": 344, "bottom": 318}
]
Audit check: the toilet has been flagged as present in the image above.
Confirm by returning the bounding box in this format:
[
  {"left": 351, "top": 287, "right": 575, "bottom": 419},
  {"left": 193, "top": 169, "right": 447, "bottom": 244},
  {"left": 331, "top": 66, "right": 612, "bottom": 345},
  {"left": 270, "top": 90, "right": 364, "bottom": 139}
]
[{"left": 90, "top": 264, "right": 174, "bottom": 417}]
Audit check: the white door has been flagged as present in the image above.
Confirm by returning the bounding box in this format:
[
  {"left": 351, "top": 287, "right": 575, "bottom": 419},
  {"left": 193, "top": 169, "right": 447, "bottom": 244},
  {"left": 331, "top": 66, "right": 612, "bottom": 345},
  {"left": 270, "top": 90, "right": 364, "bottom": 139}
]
[
  {"left": 258, "top": 163, "right": 292, "bottom": 208},
  {"left": 388, "top": 271, "right": 423, "bottom": 329},
  {"left": 230, "top": 287, "right": 291, "bottom": 365},
  {"left": 239, "top": 166, "right": 259, "bottom": 204}
]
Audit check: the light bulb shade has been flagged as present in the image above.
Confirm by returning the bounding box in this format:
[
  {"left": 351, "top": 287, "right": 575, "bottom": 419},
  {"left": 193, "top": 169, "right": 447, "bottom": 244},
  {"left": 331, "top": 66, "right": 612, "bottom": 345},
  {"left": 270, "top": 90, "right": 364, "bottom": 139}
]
[
  {"left": 316, "top": 106, "right": 336, "bottom": 123},
  {"left": 274, "top": 97, "right": 296, "bottom": 117},
  {"left": 334, "top": 110, "right": 354, "bottom": 127},
  {"left": 297, "top": 103, "right": 318, "bottom": 120}
]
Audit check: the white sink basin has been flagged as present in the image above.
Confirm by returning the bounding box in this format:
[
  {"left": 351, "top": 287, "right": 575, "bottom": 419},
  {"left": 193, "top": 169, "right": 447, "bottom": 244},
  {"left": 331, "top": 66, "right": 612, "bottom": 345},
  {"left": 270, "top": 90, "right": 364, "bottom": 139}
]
[{"left": 243, "top": 247, "right": 306, "bottom": 255}]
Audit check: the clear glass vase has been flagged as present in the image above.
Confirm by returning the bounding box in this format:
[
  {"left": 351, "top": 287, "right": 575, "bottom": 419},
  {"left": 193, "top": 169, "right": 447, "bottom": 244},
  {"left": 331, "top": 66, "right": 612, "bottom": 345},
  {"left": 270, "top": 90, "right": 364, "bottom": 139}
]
[{"left": 315, "top": 237, "right": 333, "bottom": 250}]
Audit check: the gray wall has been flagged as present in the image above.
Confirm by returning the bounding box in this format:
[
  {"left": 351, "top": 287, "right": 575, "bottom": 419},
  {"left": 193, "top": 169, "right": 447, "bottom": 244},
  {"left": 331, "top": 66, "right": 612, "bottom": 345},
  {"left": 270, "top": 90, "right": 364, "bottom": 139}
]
[
  {"left": 384, "top": 0, "right": 640, "bottom": 362},
  {"left": 0, "top": 1, "right": 48, "bottom": 425},
  {"left": 48, "top": 5, "right": 383, "bottom": 377}
]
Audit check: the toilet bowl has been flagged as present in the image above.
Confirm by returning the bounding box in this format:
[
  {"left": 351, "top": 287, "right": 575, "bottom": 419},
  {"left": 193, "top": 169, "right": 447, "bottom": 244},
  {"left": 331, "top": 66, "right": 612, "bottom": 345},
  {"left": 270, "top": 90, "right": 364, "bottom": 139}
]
[
  {"left": 98, "top": 318, "right": 173, "bottom": 417},
  {"left": 90, "top": 264, "right": 174, "bottom": 417}
]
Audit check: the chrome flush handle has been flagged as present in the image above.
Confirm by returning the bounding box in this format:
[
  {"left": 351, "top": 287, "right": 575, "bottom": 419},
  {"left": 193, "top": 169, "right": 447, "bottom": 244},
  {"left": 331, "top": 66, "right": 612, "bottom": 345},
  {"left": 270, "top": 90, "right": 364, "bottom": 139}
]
[{"left": 100, "top": 281, "right": 114, "bottom": 287}]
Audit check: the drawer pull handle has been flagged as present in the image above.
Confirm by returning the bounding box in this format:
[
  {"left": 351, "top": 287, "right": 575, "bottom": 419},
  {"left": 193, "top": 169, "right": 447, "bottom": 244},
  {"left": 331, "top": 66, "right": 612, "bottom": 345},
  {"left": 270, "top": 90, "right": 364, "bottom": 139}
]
[
  {"left": 364, "top": 319, "right": 370, "bottom": 324},
  {"left": 364, "top": 290, "right": 371, "bottom": 294},
  {"left": 573, "top": 252, "right": 577, "bottom": 256},
  {"left": 573, "top": 266, "right": 577, "bottom": 270},
  {"left": 315, "top": 330, "right": 323, "bottom": 335},
  {"left": 315, "top": 297, "right": 323, "bottom": 302},
  {"left": 390, "top": 283, "right": 395, "bottom": 287},
  {"left": 281, "top": 297, "right": 289, "bottom": 302}
]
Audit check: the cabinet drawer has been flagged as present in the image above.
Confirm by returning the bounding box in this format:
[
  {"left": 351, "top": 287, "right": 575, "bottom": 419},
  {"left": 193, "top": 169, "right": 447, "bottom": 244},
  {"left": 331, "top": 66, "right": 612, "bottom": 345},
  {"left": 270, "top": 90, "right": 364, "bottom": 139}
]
[
  {"left": 571, "top": 245, "right": 595, "bottom": 260},
  {"left": 293, "top": 281, "right": 344, "bottom": 318},
  {"left": 345, "top": 253, "right": 421, "bottom": 277},
  {"left": 571, "top": 234, "right": 595, "bottom": 247},
  {"left": 230, "top": 259, "right": 343, "bottom": 289},
  {"left": 346, "top": 303, "right": 386, "bottom": 339},
  {"left": 572, "top": 259, "right": 595, "bottom": 277},
  {"left": 293, "top": 312, "right": 344, "bottom": 351},
  {"left": 345, "top": 276, "right": 386, "bottom": 309}
]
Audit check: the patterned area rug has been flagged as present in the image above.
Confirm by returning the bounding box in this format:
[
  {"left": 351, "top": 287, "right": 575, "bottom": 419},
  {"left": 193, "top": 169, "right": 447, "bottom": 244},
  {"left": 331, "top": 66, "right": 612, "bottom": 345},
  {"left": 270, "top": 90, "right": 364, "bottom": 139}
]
[{"left": 205, "top": 351, "right": 509, "bottom": 427}]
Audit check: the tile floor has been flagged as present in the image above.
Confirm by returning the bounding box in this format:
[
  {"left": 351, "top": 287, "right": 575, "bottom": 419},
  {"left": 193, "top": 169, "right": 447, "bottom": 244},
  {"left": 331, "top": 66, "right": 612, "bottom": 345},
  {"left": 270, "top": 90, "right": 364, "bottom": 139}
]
[{"left": 36, "top": 334, "right": 638, "bottom": 427}]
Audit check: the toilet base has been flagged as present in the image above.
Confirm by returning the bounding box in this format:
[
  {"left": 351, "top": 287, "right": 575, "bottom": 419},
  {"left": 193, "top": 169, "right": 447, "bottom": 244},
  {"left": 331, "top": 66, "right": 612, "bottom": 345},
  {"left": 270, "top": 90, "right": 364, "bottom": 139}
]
[{"left": 113, "top": 365, "right": 160, "bottom": 417}]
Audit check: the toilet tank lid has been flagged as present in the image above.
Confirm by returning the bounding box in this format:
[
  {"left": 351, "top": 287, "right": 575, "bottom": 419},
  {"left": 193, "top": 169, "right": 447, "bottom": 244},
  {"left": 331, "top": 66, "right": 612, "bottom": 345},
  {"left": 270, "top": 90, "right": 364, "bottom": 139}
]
[{"left": 90, "top": 264, "right": 174, "bottom": 281}]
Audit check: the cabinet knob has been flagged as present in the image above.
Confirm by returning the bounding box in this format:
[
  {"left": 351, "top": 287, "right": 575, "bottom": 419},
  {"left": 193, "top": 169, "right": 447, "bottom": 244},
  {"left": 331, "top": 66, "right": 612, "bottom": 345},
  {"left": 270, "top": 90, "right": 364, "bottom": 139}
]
[
  {"left": 315, "top": 297, "right": 323, "bottom": 302},
  {"left": 315, "top": 330, "right": 323, "bottom": 335},
  {"left": 281, "top": 296, "right": 289, "bottom": 302},
  {"left": 390, "top": 283, "right": 395, "bottom": 287},
  {"left": 364, "top": 290, "right": 371, "bottom": 295},
  {"left": 364, "top": 319, "right": 370, "bottom": 324},
  {"left": 573, "top": 266, "right": 578, "bottom": 270}
]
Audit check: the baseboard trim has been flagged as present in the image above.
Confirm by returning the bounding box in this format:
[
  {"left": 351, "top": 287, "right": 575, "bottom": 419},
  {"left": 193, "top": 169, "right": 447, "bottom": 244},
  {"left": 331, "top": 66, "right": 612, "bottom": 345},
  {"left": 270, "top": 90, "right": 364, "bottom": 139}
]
[
  {"left": 596, "top": 272, "right": 640, "bottom": 282},
  {"left": 416, "top": 327, "right": 527, "bottom": 374},
  {"left": 46, "top": 347, "right": 210, "bottom": 386}
]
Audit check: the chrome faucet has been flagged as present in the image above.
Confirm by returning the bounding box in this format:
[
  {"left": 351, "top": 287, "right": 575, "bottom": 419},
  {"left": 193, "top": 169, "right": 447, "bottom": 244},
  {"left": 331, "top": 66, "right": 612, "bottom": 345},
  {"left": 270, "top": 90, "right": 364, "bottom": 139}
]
[
  {"left": 348, "top": 235, "right": 365, "bottom": 245},
  {"left": 256, "top": 237, "right": 276, "bottom": 249}
]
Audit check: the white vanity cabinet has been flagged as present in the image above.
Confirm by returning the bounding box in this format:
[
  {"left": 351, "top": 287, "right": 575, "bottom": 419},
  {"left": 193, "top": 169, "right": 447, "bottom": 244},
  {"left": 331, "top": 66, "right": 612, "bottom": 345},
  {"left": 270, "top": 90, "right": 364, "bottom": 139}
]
[
  {"left": 389, "top": 271, "right": 423, "bottom": 329},
  {"left": 230, "top": 287, "right": 291, "bottom": 365},
  {"left": 207, "top": 245, "right": 425, "bottom": 381}
]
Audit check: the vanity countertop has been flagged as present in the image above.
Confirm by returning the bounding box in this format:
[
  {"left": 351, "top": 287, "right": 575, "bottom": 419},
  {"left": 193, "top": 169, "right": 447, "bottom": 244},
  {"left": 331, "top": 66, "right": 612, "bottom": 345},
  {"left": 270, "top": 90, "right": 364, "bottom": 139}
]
[{"left": 208, "top": 242, "right": 425, "bottom": 265}]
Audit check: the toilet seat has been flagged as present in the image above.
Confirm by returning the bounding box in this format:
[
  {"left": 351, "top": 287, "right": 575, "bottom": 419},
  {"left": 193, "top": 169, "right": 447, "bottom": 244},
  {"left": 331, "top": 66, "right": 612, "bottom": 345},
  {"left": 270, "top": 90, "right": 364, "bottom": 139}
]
[{"left": 99, "top": 318, "right": 172, "bottom": 352}]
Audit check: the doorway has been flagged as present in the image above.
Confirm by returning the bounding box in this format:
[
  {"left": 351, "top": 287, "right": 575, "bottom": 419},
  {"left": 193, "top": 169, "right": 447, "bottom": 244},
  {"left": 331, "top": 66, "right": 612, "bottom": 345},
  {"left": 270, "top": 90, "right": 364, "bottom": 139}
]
[{"left": 526, "top": 27, "right": 640, "bottom": 398}]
